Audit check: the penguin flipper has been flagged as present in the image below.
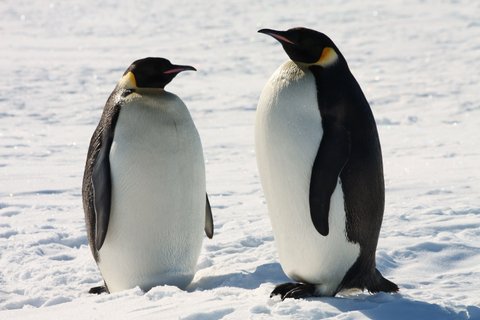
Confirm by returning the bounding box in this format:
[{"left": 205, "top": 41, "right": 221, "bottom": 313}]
[
  {"left": 91, "top": 103, "right": 121, "bottom": 252},
  {"left": 204, "top": 194, "right": 214, "bottom": 238},
  {"left": 309, "top": 121, "right": 350, "bottom": 236},
  {"left": 92, "top": 134, "right": 113, "bottom": 251}
]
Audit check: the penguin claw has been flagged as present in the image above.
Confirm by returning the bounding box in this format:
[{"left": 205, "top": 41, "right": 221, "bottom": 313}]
[
  {"left": 270, "top": 282, "right": 298, "bottom": 298},
  {"left": 271, "top": 282, "right": 316, "bottom": 300},
  {"left": 282, "top": 284, "right": 316, "bottom": 300}
]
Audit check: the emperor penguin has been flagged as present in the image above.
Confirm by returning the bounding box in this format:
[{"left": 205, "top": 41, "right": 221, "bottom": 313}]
[
  {"left": 82, "top": 57, "right": 214, "bottom": 294},
  {"left": 255, "top": 28, "right": 398, "bottom": 299}
]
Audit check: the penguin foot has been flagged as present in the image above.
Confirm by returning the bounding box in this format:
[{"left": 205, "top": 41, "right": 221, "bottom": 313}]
[
  {"left": 270, "top": 282, "right": 298, "bottom": 298},
  {"left": 88, "top": 285, "right": 108, "bottom": 294},
  {"left": 271, "top": 282, "right": 316, "bottom": 300}
]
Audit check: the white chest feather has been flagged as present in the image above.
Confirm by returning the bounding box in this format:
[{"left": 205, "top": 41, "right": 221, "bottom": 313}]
[
  {"left": 98, "top": 91, "right": 206, "bottom": 292},
  {"left": 255, "top": 61, "right": 360, "bottom": 295}
]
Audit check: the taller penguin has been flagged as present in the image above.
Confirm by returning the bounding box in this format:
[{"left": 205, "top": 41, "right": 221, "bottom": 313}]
[
  {"left": 255, "top": 28, "right": 398, "bottom": 299},
  {"left": 82, "top": 57, "right": 214, "bottom": 294}
]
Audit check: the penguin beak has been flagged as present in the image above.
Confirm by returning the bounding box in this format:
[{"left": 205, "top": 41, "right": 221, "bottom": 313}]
[
  {"left": 163, "top": 65, "right": 197, "bottom": 75},
  {"left": 258, "top": 29, "right": 296, "bottom": 45}
]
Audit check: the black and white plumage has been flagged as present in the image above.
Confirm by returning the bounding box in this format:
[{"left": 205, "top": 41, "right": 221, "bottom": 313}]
[
  {"left": 255, "top": 28, "right": 398, "bottom": 299},
  {"left": 82, "top": 57, "right": 213, "bottom": 294}
]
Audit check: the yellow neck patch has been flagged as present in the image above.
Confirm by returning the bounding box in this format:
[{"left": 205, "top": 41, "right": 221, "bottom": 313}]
[
  {"left": 118, "top": 71, "right": 137, "bottom": 89},
  {"left": 315, "top": 47, "right": 338, "bottom": 67}
]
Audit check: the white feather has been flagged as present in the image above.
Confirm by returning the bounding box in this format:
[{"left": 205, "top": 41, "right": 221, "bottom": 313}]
[
  {"left": 98, "top": 90, "right": 205, "bottom": 293},
  {"left": 255, "top": 61, "right": 360, "bottom": 295}
]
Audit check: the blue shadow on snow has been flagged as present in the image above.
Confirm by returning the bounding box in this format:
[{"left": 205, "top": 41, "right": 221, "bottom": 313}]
[{"left": 189, "top": 262, "right": 479, "bottom": 319}]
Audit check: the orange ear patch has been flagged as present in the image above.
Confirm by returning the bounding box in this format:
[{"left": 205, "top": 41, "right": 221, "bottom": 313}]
[
  {"left": 119, "top": 71, "right": 137, "bottom": 89},
  {"left": 316, "top": 47, "right": 338, "bottom": 67}
]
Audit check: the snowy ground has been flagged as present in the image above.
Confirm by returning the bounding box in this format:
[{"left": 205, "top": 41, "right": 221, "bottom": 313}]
[{"left": 1, "top": 0, "right": 480, "bottom": 319}]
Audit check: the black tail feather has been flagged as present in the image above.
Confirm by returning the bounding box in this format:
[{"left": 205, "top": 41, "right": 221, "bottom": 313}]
[
  {"left": 339, "top": 266, "right": 399, "bottom": 294},
  {"left": 366, "top": 269, "right": 399, "bottom": 293}
]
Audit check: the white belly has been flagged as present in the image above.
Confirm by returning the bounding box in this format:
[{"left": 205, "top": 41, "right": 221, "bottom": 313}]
[
  {"left": 255, "top": 61, "right": 360, "bottom": 295},
  {"left": 98, "top": 92, "right": 206, "bottom": 293}
]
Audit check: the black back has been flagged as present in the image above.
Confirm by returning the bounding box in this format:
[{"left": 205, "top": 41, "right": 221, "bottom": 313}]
[
  {"left": 311, "top": 62, "right": 384, "bottom": 269},
  {"left": 308, "top": 46, "right": 396, "bottom": 293}
]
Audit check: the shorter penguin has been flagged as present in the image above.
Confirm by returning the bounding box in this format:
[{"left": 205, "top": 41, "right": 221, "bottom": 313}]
[
  {"left": 255, "top": 28, "right": 398, "bottom": 299},
  {"left": 82, "top": 57, "right": 214, "bottom": 294}
]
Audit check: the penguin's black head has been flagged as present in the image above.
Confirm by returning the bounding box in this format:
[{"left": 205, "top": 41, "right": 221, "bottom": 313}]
[
  {"left": 258, "top": 27, "right": 342, "bottom": 68},
  {"left": 120, "top": 57, "right": 196, "bottom": 90}
]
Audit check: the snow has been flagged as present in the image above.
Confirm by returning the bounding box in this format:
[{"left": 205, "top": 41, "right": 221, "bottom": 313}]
[{"left": 1, "top": 0, "right": 479, "bottom": 319}]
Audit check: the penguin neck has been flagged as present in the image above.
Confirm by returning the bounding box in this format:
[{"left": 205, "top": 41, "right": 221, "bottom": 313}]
[
  {"left": 309, "top": 61, "right": 351, "bottom": 90},
  {"left": 117, "top": 87, "right": 171, "bottom": 105},
  {"left": 309, "top": 62, "right": 358, "bottom": 112},
  {"left": 125, "top": 88, "right": 167, "bottom": 96}
]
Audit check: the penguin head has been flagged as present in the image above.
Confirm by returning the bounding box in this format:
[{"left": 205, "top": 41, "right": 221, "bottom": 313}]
[
  {"left": 258, "top": 27, "right": 342, "bottom": 68},
  {"left": 119, "top": 57, "right": 196, "bottom": 90}
]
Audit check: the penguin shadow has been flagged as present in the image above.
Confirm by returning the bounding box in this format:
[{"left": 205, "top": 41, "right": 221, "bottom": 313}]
[
  {"left": 188, "top": 263, "right": 478, "bottom": 319},
  {"left": 187, "top": 262, "right": 290, "bottom": 291},
  {"left": 308, "top": 292, "right": 477, "bottom": 320}
]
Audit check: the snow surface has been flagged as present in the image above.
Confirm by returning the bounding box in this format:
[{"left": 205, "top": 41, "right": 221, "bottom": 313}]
[{"left": 1, "top": 0, "right": 479, "bottom": 319}]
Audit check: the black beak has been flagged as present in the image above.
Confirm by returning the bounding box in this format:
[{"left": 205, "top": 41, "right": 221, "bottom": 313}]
[
  {"left": 163, "top": 64, "right": 197, "bottom": 75},
  {"left": 258, "top": 28, "right": 296, "bottom": 45}
]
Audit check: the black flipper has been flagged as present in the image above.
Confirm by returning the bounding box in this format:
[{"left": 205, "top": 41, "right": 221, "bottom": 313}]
[
  {"left": 91, "top": 103, "right": 121, "bottom": 252},
  {"left": 309, "top": 120, "right": 350, "bottom": 236},
  {"left": 204, "top": 194, "right": 214, "bottom": 238},
  {"left": 92, "top": 130, "right": 114, "bottom": 251}
]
